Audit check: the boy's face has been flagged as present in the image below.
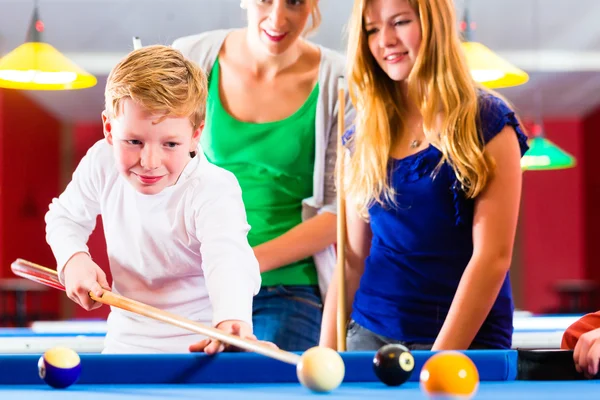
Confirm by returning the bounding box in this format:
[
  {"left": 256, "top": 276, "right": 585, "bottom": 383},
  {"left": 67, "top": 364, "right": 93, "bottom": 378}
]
[{"left": 102, "top": 98, "right": 202, "bottom": 195}]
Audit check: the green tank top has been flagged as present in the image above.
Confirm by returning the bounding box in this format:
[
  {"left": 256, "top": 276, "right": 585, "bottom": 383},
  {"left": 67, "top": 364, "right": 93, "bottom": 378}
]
[{"left": 201, "top": 58, "right": 319, "bottom": 287}]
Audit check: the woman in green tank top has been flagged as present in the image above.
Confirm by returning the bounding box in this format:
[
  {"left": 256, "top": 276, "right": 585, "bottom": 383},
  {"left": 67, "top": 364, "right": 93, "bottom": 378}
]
[{"left": 173, "top": 0, "right": 355, "bottom": 351}]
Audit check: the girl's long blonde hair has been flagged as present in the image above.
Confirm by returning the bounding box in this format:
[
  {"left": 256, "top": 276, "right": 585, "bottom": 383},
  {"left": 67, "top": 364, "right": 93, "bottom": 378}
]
[{"left": 345, "top": 0, "right": 495, "bottom": 216}]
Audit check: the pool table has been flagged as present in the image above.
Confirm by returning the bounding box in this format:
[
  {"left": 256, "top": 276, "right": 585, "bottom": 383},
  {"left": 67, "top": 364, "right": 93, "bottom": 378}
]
[
  {"left": 0, "top": 313, "right": 581, "bottom": 353},
  {"left": 0, "top": 350, "right": 597, "bottom": 399}
]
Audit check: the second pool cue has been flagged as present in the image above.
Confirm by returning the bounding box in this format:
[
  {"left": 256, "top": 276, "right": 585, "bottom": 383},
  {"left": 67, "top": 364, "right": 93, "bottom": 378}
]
[{"left": 336, "top": 77, "right": 347, "bottom": 352}]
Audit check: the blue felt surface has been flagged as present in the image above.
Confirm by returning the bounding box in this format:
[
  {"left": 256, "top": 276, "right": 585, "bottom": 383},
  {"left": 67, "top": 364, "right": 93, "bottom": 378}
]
[
  {"left": 0, "top": 351, "right": 517, "bottom": 385},
  {"left": 0, "top": 382, "right": 599, "bottom": 399},
  {"left": 0, "top": 329, "right": 105, "bottom": 337}
]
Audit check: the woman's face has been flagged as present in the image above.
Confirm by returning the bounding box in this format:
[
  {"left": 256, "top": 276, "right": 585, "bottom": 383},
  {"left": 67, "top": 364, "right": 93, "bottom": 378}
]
[{"left": 244, "top": 0, "right": 314, "bottom": 55}]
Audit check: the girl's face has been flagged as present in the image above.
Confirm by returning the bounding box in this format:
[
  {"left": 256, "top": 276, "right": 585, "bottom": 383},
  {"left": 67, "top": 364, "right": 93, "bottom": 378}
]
[{"left": 364, "top": 0, "right": 422, "bottom": 82}]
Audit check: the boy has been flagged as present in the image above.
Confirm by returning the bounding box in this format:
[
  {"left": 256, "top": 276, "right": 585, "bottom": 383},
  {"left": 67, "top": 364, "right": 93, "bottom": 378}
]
[
  {"left": 562, "top": 312, "right": 600, "bottom": 378},
  {"left": 45, "top": 45, "right": 261, "bottom": 354}
]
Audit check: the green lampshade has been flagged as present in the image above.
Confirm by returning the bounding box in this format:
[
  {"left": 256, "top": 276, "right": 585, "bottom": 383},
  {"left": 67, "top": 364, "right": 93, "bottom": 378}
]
[{"left": 521, "top": 137, "right": 576, "bottom": 171}]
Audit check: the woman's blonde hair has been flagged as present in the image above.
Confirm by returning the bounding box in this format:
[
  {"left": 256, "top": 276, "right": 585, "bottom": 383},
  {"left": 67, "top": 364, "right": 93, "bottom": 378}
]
[
  {"left": 105, "top": 45, "right": 207, "bottom": 129},
  {"left": 304, "top": 0, "right": 322, "bottom": 37},
  {"left": 345, "top": 0, "right": 497, "bottom": 216}
]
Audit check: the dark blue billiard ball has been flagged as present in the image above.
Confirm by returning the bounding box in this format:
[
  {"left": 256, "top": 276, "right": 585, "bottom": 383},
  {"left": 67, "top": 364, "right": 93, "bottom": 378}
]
[{"left": 38, "top": 347, "right": 81, "bottom": 389}]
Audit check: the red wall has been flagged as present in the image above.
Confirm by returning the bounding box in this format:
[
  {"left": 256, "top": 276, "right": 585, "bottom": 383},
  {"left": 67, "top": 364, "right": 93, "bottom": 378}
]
[
  {"left": 0, "top": 91, "right": 4, "bottom": 276},
  {"left": 0, "top": 95, "right": 110, "bottom": 321},
  {"left": 583, "top": 109, "right": 600, "bottom": 285},
  {"left": 0, "top": 89, "right": 61, "bottom": 272},
  {"left": 0, "top": 89, "right": 62, "bottom": 319},
  {"left": 521, "top": 107, "right": 600, "bottom": 313},
  {"left": 521, "top": 119, "right": 585, "bottom": 312}
]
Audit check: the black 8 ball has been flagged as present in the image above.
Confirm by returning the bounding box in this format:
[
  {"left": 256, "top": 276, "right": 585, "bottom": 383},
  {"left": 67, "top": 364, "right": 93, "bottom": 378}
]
[{"left": 373, "top": 344, "right": 415, "bottom": 386}]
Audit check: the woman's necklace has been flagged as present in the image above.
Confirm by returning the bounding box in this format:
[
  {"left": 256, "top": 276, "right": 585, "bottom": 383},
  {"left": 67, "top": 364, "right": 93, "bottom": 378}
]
[{"left": 410, "top": 139, "right": 422, "bottom": 149}]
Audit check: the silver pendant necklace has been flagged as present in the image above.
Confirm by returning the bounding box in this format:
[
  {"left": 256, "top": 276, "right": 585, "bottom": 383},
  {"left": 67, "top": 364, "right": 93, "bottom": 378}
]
[{"left": 410, "top": 139, "right": 421, "bottom": 149}]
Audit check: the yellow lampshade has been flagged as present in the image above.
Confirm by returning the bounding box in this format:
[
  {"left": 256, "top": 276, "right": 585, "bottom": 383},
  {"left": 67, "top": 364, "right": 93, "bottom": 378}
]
[
  {"left": 462, "top": 41, "right": 529, "bottom": 89},
  {"left": 0, "top": 42, "right": 97, "bottom": 90}
]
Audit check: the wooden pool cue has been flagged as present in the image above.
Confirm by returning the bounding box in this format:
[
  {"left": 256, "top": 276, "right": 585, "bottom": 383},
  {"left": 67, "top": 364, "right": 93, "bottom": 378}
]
[
  {"left": 11, "top": 258, "right": 300, "bottom": 365},
  {"left": 336, "top": 77, "right": 347, "bottom": 352}
]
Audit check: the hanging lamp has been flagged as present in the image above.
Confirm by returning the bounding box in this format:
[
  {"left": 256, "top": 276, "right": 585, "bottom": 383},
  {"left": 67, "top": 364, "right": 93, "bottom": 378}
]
[
  {"left": 520, "top": 2, "right": 575, "bottom": 172},
  {"left": 521, "top": 123, "right": 576, "bottom": 171},
  {"left": 460, "top": 7, "right": 529, "bottom": 89},
  {"left": 0, "top": 2, "right": 97, "bottom": 90}
]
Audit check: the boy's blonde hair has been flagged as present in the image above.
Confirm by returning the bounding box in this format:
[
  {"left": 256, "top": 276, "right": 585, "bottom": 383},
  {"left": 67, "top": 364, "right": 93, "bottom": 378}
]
[
  {"left": 345, "top": 0, "right": 510, "bottom": 216},
  {"left": 105, "top": 45, "right": 207, "bottom": 129}
]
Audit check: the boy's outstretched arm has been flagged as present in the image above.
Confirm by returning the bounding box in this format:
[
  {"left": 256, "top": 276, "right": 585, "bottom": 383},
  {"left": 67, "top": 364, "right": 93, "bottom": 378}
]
[{"left": 192, "top": 171, "right": 262, "bottom": 353}]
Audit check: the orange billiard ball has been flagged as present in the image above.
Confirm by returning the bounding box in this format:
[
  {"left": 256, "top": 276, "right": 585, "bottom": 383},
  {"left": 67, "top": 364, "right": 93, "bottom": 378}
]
[{"left": 419, "top": 351, "right": 479, "bottom": 399}]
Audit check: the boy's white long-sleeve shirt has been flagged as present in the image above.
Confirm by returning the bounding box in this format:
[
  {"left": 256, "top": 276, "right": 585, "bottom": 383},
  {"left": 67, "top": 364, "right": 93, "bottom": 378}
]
[{"left": 45, "top": 139, "right": 261, "bottom": 353}]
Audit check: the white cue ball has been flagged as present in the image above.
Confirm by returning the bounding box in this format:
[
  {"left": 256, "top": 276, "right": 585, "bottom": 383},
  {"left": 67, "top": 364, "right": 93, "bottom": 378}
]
[{"left": 296, "top": 346, "right": 345, "bottom": 393}]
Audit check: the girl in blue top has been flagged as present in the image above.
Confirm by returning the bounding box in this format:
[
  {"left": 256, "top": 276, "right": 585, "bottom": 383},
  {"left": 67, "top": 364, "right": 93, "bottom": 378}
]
[{"left": 320, "top": 0, "right": 530, "bottom": 351}]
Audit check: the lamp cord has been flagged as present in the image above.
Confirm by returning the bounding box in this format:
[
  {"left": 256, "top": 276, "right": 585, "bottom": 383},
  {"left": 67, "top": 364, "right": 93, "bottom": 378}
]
[{"left": 534, "top": 0, "right": 544, "bottom": 131}]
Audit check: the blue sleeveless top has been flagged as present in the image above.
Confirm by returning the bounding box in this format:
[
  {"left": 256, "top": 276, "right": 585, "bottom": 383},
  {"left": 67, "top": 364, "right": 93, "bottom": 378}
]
[{"left": 347, "top": 93, "right": 529, "bottom": 349}]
